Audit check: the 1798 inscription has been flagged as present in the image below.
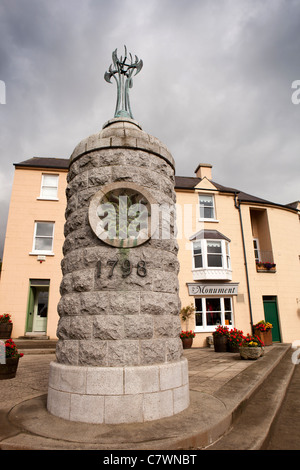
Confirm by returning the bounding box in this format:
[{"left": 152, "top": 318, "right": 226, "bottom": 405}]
[{"left": 96, "top": 259, "right": 147, "bottom": 278}]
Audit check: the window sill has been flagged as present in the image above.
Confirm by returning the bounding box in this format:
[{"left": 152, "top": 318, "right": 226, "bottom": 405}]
[
  {"left": 29, "top": 252, "right": 55, "bottom": 256},
  {"left": 36, "top": 197, "right": 59, "bottom": 201},
  {"left": 194, "top": 326, "right": 233, "bottom": 333},
  {"left": 199, "top": 219, "right": 219, "bottom": 223}
]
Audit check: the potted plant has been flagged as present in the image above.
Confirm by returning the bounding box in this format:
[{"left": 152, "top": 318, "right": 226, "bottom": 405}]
[
  {"left": 0, "top": 314, "right": 13, "bottom": 339},
  {"left": 239, "top": 334, "right": 265, "bottom": 360},
  {"left": 253, "top": 320, "right": 273, "bottom": 346},
  {"left": 0, "top": 338, "right": 23, "bottom": 380},
  {"left": 212, "top": 326, "right": 229, "bottom": 352},
  {"left": 180, "top": 304, "right": 195, "bottom": 331},
  {"left": 180, "top": 330, "right": 195, "bottom": 349},
  {"left": 227, "top": 328, "right": 244, "bottom": 353},
  {"left": 256, "top": 262, "right": 276, "bottom": 272}
]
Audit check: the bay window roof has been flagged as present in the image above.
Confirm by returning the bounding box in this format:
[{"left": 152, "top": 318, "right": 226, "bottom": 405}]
[{"left": 189, "top": 230, "right": 231, "bottom": 242}]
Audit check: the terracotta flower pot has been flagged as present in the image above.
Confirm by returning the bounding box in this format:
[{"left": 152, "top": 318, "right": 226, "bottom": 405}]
[
  {"left": 0, "top": 323, "right": 13, "bottom": 339},
  {"left": 0, "top": 356, "right": 19, "bottom": 380},
  {"left": 254, "top": 329, "right": 272, "bottom": 346},
  {"left": 213, "top": 335, "right": 228, "bottom": 352},
  {"left": 181, "top": 337, "right": 193, "bottom": 349}
]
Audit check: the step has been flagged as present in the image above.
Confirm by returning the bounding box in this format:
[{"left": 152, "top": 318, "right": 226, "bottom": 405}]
[
  {"left": 14, "top": 339, "right": 57, "bottom": 355},
  {"left": 205, "top": 346, "right": 295, "bottom": 450}
]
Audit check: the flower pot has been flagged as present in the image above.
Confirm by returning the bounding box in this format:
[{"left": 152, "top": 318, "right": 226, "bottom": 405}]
[
  {"left": 181, "top": 337, "right": 193, "bottom": 349},
  {"left": 213, "top": 335, "right": 228, "bottom": 352},
  {"left": 254, "top": 329, "right": 272, "bottom": 346},
  {"left": 0, "top": 357, "right": 19, "bottom": 380},
  {"left": 239, "top": 347, "right": 264, "bottom": 360},
  {"left": 256, "top": 266, "right": 276, "bottom": 273},
  {"left": 0, "top": 323, "right": 13, "bottom": 339},
  {"left": 227, "top": 342, "right": 240, "bottom": 353}
]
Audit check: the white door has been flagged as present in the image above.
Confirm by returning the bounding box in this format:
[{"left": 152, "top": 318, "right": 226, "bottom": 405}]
[{"left": 32, "top": 287, "right": 49, "bottom": 332}]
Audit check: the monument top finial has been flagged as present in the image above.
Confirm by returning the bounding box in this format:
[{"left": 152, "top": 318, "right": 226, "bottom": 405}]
[{"left": 104, "top": 46, "right": 143, "bottom": 120}]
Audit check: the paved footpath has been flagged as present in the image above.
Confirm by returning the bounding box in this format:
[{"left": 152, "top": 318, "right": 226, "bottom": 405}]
[
  {"left": 0, "top": 348, "right": 255, "bottom": 412},
  {"left": 0, "top": 353, "right": 54, "bottom": 412},
  {"left": 0, "top": 344, "right": 292, "bottom": 450}
]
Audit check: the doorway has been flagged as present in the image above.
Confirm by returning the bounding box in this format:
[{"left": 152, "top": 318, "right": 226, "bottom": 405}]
[
  {"left": 263, "top": 296, "right": 281, "bottom": 342},
  {"left": 26, "top": 280, "right": 50, "bottom": 334}
]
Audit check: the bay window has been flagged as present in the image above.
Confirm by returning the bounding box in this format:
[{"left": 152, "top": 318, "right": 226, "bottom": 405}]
[
  {"left": 192, "top": 239, "right": 231, "bottom": 270},
  {"left": 191, "top": 230, "right": 232, "bottom": 280}
]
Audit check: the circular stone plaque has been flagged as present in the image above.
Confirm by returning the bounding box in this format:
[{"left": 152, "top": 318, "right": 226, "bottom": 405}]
[{"left": 88, "top": 182, "right": 157, "bottom": 248}]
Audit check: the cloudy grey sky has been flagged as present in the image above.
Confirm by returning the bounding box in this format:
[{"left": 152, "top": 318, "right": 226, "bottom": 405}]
[{"left": 1, "top": 0, "right": 300, "bottom": 257}]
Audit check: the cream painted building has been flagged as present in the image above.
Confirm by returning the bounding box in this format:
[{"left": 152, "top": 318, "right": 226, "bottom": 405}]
[
  {"left": 0, "top": 158, "right": 299, "bottom": 346},
  {"left": 0, "top": 158, "right": 68, "bottom": 339}
]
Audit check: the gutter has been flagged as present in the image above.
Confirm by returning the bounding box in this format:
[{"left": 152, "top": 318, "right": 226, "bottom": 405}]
[{"left": 234, "top": 192, "right": 254, "bottom": 334}]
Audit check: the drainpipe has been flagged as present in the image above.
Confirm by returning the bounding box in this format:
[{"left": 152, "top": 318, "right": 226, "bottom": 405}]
[{"left": 234, "top": 192, "right": 254, "bottom": 334}]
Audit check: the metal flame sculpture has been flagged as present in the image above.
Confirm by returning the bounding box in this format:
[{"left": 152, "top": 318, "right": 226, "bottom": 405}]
[{"left": 104, "top": 46, "right": 143, "bottom": 119}]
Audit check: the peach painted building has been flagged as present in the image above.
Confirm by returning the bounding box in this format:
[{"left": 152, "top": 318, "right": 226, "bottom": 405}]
[{"left": 0, "top": 158, "right": 299, "bottom": 346}]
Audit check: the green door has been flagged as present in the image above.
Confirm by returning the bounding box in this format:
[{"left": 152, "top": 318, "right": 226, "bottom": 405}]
[
  {"left": 263, "top": 296, "right": 281, "bottom": 342},
  {"left": 26, "top": 279, "right": 50, "bottom": 334}
]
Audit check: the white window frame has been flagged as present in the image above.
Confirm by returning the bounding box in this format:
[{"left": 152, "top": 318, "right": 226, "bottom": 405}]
[
  {"left": 37, "top": 174, "right": 59, "bottom": 201},
  {"left": 253, "top": 238, "right": 261, "bottom": 262},
  {"left": 30, "top": 222, "right": 55, "bottom": 255},
  {"left": 199, "top": 194, "right": 217, "bottom": 221},
  {"left": 192, "top": 239, "right": 231, "bottom": 270},
  {"left": 194, "top": 297, "right": 234, "bottom": 332}
]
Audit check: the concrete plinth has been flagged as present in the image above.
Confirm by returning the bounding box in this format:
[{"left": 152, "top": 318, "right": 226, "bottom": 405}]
[{"left": 47, "top": 358, "right": 189, "bottom": 424}]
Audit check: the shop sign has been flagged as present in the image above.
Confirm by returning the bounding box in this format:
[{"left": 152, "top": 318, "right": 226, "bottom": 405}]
[{"left": 187, "top": 283, "right": 239, "bottom": 296}]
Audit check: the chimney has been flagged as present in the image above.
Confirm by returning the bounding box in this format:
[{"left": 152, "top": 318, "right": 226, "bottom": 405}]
[{"left": 195, "top": 163, "right": 212, "bottom": 180}]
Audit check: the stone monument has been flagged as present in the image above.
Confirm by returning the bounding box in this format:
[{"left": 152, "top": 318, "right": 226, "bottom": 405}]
[{"left": 47, "top": 47, "right": 189, "bottom": 424}]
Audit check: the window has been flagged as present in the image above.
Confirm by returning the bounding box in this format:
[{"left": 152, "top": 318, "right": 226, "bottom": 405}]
[
  {"left": 199, "top": 194, "right": 215, "bottom": 219},
  {"left": 253, "top": 239, "right": 260, "bottom": 262},
  {"left": 39, "top": 174, "right": 59, "bottom": 200},
  {"left": 193, "top": 241, "right": 203, "bottom": 268},
  {"left": 195, "top": 297, "right": 233, "bottom": 331},
  {"left": 193, "top": 239, "right": 230, "bottom": 270},
  {"left": 32, "top": 222, "right": 55, "bottom": 254},
  {"left": 226, "top": 242, "right": 231, "bottom": 269},
  {"left": 207, "top": 241, "right": 222, "bottom": 267}
]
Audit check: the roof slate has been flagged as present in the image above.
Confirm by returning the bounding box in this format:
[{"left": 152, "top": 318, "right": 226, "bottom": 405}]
[
  {"left": 14, "top": 158, "right": 298, "bottom": 212},
  {"left": 14, "top": 157, "right": 69, "bottom": 170}
]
